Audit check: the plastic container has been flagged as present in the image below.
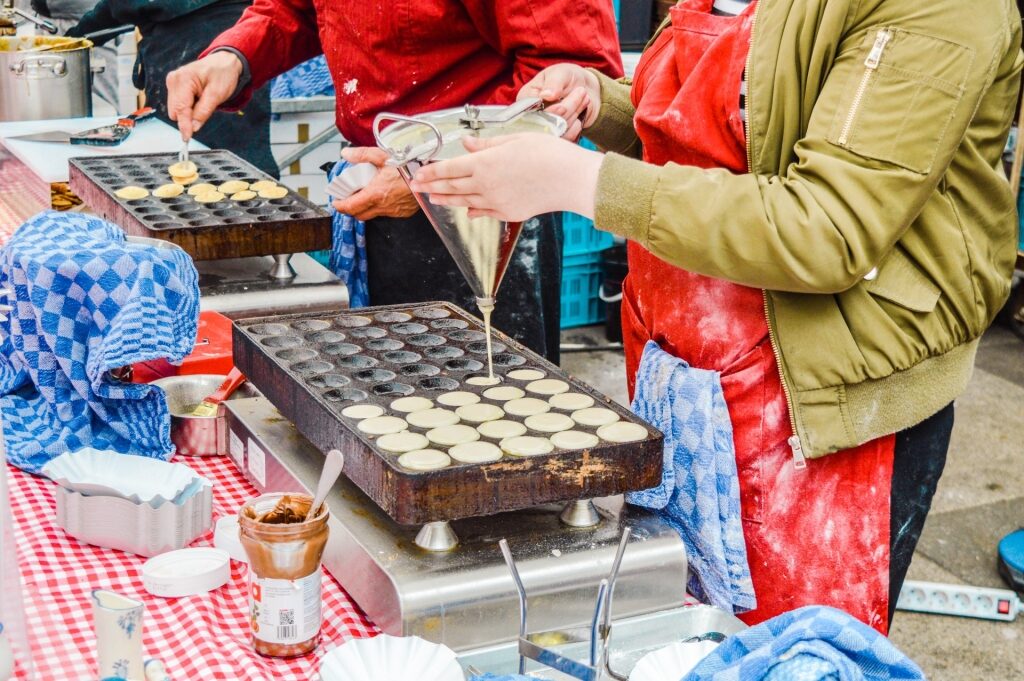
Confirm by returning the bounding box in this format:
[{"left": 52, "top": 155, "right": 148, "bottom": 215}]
[
  {"left": 602, "top": 245, "right": 628, "bottom": 342},
  {"left": 308, "top": 250, "right": 332, "bottom": 269},
  {"left": 239, "top": 494, "right": 330, "bottom": 658},
  {"left": 561, "top": 252, "right": 606, "bottom": 328}
]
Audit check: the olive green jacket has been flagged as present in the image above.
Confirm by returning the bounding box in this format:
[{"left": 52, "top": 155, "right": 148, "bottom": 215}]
[{"left": 587, "top": 0, "right": 1023, "bottom": 458}]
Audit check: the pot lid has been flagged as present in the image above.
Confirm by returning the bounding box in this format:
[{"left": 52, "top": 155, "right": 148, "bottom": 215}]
[{"left": 374, "top": 98, "right": 567, "bottom": 165}]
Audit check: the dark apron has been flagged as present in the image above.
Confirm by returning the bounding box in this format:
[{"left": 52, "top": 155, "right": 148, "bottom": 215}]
[
  {"left": 136, "top": 0, "right": 277, "bottom": 178},
  {"left": 365, "top": 211, "right": 563, "bottom": 364}
]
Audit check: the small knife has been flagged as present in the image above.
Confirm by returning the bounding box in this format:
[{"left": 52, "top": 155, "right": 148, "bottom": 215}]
[{"left": 8, "top": 107, "right": 156, "bottom": 146}]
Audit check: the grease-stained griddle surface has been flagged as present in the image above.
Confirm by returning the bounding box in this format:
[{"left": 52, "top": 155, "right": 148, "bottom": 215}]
[
  {"left": 69, "top": 150, "right": 331, "bottom": 260},
  {"left": 233, "top": 302, "right": 664, "bottom": 524}
]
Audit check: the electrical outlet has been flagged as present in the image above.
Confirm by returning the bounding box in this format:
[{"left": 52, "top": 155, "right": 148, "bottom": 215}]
[{"left": 896, "top": 580, "right": 1021, "bottom": 622}]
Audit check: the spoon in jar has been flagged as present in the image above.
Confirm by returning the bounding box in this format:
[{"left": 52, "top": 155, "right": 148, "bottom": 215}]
[{"left": 306, "top": 449, "right": 343, "bottom": 521}]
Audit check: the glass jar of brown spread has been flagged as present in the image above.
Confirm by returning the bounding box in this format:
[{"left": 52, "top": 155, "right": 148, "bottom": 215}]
[{"left": 238, "top": 493, "right": 329, "bottom": 657}]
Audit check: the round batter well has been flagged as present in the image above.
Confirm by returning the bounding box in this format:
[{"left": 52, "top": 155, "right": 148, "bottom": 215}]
[
  {"left": 597, "top": 422, "right": 648, "bottom": 443},
  {"left": 341, "top": 404, "right": 385, "bottom": 419},
  {"left": 377, "top": 431, "right": 430, "bottom": 453},
  {"left": 477, "top": 419, "right": 527, "bottom": 439},
  {"left": 526, "top": 379, "right": 570, "bottom": 395},
  {"left": 455, "top": 403, "right": 505, "bottom": 423},
  {"left": 195, "top": 191, "right": 225, "bottom": 203},
  {"left": 406, "top": 408, "right": 460, "bottom": 429},
  {"left": 390, "top": 396, "right": 433, "bottom": 413},
  {"left": 258, "top": 186, "right": 289, "bottom": 199},
  {"left": 218, "top": 180, "right": 249, "bottom": 194},
  {"left": 437, "top": 391, "right": 480, "bottom": 407},
  {"left": 398, "top": 449, "right": 451, "bottom": 471},
  {"left": 551, "top": 430, "right": 600, "bottom": 450},
  {"left": 507, "top": 369, "right": 545, "bottom": 381},
  {"left": 426, "top": 424, "right": 480, "bottom": 447},
  {"left": 549, "top": 392, "right": 595, "bottom": 411},
  {"left": 448, "top": 441, "right": 503, "bottom": 464},
  {"left": 152, "top": 183, "right": 184, "bottom": 198},
  {"left": 187, "top": 183, "right": 217, "bottom": 196},
  {"left": 357, "top": 415, "right": 408, "bottom": 435},
  {"left": 167, "top": 160, "right": 197, "bottom": 178},
  {"left": 571, "top": 407, "right": 621, "bottom": 427},
  {"left": 250, "top": 180, "right": 279, "bottom": 192},
  {"left": 524, "top": 412, "right": 575, "bottom": 433},
  {"left": 483, "top": 386, "right": 525, "bottom": 401},
  {"left": 114, "top": 186, "right": 148, "bottom": 200},
  {"left": 466, "top": 375, "right": 501, "bottom": 386},
  {"left": 500, "top": 435, "right": 554, "bottom": 457},
  {"left": 503, "top": 397, "right": 551, "bottom": 417}
]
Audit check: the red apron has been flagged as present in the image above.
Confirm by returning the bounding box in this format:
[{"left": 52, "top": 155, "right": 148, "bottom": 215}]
[{"left": 624, "top": 0, "right": 895, "bottom": 633}]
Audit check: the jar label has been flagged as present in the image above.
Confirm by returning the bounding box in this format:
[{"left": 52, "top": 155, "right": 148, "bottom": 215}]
[{"left": 248, "top": 571, "right": 321, "bottom": 644}]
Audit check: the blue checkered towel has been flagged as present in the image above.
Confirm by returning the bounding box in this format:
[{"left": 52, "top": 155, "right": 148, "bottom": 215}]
[
  {"left": 626, "top": 340, "right": 755, "bottom": 614},
  {"left": 682, "top": 606, "right": 925, "bottom": 680},
  {"left": 0, "top": 212, "right": 199, "bottom": 474},
  {"left": 327, "top": 161, "right": 370, "bottom": 308},
  {"left": 271, "top": 56, "right": 335, "bottom": 100}
]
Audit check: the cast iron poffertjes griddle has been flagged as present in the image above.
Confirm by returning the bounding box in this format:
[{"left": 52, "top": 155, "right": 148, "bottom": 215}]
[
  {"left": 68, "top": 150, "right": 332, "bottom": 260},
  {"left": 233, "top": 302, "right": 664, "bottom": 525}
]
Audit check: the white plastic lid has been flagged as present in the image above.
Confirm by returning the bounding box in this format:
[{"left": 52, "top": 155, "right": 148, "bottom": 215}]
[
  {"left": 213, "top": 515, "right": 248, "bottom": 564},
  {"left": 142, "top": 547, "right": 231, "bottom": 598}
]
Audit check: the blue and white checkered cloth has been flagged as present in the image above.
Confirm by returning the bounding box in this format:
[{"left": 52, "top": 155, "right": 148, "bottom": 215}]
[
  {"left": 683, "top": 606, "right": 925, "bottom": 680},
  {"left": 626, "top": 340, "right": 755, "bottom": 614},
  {"left": 271, "top": 56, "right": 335, "bottom": 100},
  {"left": 327, "top": 161, "right": 370, "bottom": 308},
  {"left": 0, "top": 212, "right": 199, "bottom": 474}
]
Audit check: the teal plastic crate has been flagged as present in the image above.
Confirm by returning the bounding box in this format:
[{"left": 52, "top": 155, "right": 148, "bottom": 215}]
[
  {"left": 561, "top": 252, "right": 606, "bottom": 328},
  {"left": 308, "top": 250, "right": 332, "bottom": 268},
  {"left": 563, "top": 139, "right": 614, "bottom": 256}
]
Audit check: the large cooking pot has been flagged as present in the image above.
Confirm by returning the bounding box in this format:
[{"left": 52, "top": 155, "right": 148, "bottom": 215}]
[{"left": 0, "top": 36, "right": 93, "bottom": 121}]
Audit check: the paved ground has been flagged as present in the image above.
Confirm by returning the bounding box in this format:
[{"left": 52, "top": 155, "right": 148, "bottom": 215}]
[{"left": 560, "top": 323, "right": 1024, "bottom": 680}]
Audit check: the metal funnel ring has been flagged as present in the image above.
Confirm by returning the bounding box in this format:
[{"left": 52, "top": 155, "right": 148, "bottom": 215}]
[{"left": 373, "top": 113, "right": 444, "bottom": 166}]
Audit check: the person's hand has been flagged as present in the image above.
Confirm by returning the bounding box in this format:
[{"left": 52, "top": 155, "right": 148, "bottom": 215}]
[
  {"left": 519, "top": 64, "right": 601, "bottom": 139},
  {"left": 408, "top": 133, "right": 603, "bottom": 222},
  {"left": 331, "top": 147, "right": 420, "bottom": 220},
  {"left": 166, "top": 51, "right": 244, "bottom": 141}
]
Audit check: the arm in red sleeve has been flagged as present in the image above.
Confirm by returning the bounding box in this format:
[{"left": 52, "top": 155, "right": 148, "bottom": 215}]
[
  {"left": 460, "top": 0, "right": 624, "bottom": 104},
  {"left": 198, "top": 0, "right": 322, "bottom": 108}
]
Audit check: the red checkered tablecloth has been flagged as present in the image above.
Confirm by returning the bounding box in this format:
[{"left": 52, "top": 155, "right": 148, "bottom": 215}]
[{"left": 7, "top": 456, "right": 379, "bottom": 680}]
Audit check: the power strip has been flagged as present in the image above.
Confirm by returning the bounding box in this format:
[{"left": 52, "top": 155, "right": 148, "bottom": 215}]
[{"left": 896, "top": 580, "right": 1021, "bottom": 622}]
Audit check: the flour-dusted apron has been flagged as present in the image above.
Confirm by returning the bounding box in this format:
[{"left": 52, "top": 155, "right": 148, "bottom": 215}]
[{"left": 623, "top": 0, "right": 895, "bottom": 632}]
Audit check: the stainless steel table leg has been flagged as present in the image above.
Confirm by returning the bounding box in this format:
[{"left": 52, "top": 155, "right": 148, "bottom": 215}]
[
  {"left": 269, "top": 253, "right": 297, "bottom": 280},
  {"left": 414, "top": 521, "right": 459, "bottom": 552},
  {"left": 560, "top": 499, "right": 601, "bottom": 528}
]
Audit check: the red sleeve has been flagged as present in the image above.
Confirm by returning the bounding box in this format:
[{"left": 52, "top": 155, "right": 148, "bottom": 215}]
[
  {"left": 460, "top": 0, "right": 624, "bottom": 104},
  {"left": 199, "top": 0, "right": 322, "bottom": 107}
]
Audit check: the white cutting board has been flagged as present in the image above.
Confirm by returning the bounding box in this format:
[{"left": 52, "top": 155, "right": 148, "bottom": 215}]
[{"left": 0, "top": 117, "right": 208, "bottom": 184}]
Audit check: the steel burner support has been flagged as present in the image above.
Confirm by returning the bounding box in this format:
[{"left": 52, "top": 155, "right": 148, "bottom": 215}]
[
  {"left": 560, "top": 499, "right": 602, "bottom": 528},
  {"left": 224, "top": 396, "right": 689, "bottom": 651},
  {"left": 415, "top": 521, "right": 459, "bottom": 552}
]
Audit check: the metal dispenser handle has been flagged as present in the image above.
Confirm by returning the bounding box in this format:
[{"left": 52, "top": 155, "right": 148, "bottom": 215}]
[
  {"left": 498, "top": 528, "right": 633, "bottom": 681},
  {"left": 372, "top": 112, "right": 444, "bottom": 166}
]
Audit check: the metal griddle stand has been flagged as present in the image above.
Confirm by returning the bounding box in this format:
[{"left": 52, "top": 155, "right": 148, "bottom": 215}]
[{"left": 224, "top": 396, "right": 690, "bottom": 651}]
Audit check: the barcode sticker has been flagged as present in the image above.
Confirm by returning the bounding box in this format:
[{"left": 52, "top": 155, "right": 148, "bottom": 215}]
[
  {"left": 247, "top": 438, "right": 266, "bottom": 488},
  {"left": 229, "top": 430, "right": 244, "bottom": 470},
  {"left": 249, "top": 571, "right": 321, "bottom": 645}
]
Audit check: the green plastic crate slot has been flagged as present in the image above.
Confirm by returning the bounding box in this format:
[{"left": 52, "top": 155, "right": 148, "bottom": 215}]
[{"left": 561, "top": 252, "right": 606, "bottom": 328}]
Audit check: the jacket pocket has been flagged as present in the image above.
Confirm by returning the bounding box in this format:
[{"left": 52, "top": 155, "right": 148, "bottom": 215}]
[
  {"left": 864, "top": 247, "right": 941, "bottom": 313},
  {"left": 827, "top": 27, "right": 974, "bottom": 175}
]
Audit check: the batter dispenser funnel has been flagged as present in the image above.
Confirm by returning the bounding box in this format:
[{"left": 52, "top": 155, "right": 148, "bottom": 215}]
[{"left": 374, "top": 102, "right": 567, "bottom": 309}]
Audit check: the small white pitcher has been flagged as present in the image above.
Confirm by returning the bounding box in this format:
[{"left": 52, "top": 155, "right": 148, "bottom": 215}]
[{"left": 91, "top": 590, "right": 144, "bottom": 680}]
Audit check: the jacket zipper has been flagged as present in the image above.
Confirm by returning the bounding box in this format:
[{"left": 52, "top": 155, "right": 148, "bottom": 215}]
[
  {"left": 837, "top": 29, "right": 892, "bottom": 146},
  {"left": 746, "top": 2, "right": 805, "bottom": 468}
]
